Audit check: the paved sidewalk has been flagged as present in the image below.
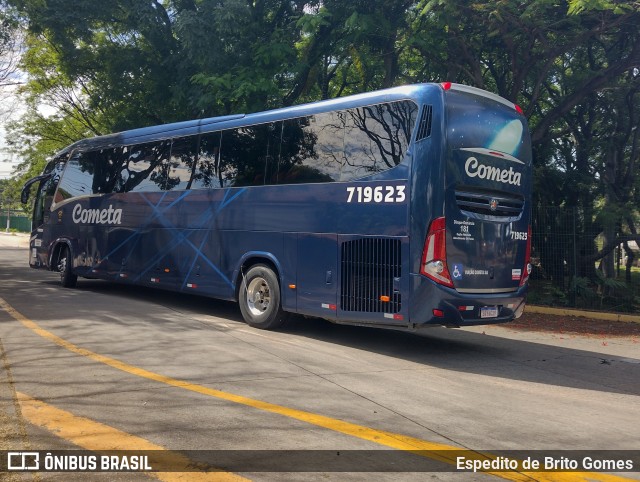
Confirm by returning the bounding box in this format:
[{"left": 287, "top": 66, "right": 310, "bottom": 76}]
[
  {"left": 0, "top": 339, "right": 31, "bottom": 481},
  {"left": 0, "top": 232, "right": 29, "bottom": 249}
]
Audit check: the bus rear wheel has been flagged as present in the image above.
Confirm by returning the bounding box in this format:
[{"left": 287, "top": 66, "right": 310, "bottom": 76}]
[
  {"left": 239, "top": 264, "right": 288, "bottom": 330},
  {"left": 57, "top": 246, "right": 78, "bottom": 288}
]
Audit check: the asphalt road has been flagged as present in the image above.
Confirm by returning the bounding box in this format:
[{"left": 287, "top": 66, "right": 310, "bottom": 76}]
[{"left": 1, "top": 234, "right": 639, "bottom": 481}]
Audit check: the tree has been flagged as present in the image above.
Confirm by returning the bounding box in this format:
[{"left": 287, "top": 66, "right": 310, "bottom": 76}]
[
  {"left": 0, "top": 1, "right": 24, "bottom": 123},
  {"left": 403, "top": 0, "right": 639, "bottom": 293},
  {"left": 3, "top": 0, "right": 639, "bottom": 301}
]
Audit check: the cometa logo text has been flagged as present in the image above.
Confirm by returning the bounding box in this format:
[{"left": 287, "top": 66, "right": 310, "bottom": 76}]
[
  {"left": 72, "top": 204, "right": 123, "bottom": 225},
  {"left": 465, "top": 157, "right": 521, "bottom": 186}
]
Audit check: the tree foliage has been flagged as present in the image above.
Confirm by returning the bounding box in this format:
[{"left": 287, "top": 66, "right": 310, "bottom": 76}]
[{"left": 2, "top": 0, "right": 640, "bottom": 285}]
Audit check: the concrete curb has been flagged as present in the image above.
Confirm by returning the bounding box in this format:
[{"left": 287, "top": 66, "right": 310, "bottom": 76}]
[{"left": 526, "top": 305, "right": 639, "bottom": 324}]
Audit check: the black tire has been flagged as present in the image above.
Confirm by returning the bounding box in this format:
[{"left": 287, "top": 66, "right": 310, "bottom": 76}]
[
  {"left": 238, "top": 264, "right": 289, "bottom": 330},
  {"left": 57, "top": 245, "right": 78, "bottom": 288}
]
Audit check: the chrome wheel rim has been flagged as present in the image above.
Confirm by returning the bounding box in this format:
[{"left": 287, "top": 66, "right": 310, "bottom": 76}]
[
  {"left": 58, "top": 255, "right": 67, "bottom": 274},
  {"left": 246, "top": 277, "right": 271, "bottom": 316}
]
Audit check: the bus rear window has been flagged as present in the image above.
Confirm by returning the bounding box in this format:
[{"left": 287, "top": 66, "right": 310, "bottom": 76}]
[{"left": 446, "top": 90, "right": 531, "bottom": 165}]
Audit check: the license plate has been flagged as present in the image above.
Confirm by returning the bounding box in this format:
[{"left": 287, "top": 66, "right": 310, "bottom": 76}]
[{"left": 480, "top": 306, "right": 499, "bottom": 318}]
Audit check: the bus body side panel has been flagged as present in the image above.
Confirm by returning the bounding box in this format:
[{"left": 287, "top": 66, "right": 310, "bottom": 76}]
[
  {"left": 178, "top": 228, "right": 225, "bottom": 297},
  {"left": 408, "top": 97, "right": 447, "bottom": 277},
  {"left": 407, "top": 89, "right": 448, "bottom": 325},
  {"left": 213, "top": 181, "right": 410, "bottom": 322},
  {"left": 43, "top": 170, "right": 412, "bottom": 325},
  {"left": 177, "top": 189, "right": 229, "bottom": 297},
  {"left": 57, "top": 180, "right": 404, "bottom": 319},
  {"left": 296, "top": 233, "right": 337, "bottom": 320}
]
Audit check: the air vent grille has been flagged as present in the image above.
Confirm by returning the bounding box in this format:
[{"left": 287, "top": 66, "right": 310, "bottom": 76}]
[
  {"left": 341, "top": 238, "right": 401, "bottom": 313},
  {"left": 415, "top": 105, "right": 433, "bottom": 141},
  {"left": 455, "top": 189, "right": 524, "bottom": 219}
]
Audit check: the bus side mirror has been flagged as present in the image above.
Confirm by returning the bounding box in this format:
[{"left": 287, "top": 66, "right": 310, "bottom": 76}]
[
  {"left": 21, "top": 173, "right": 53, "bottom": 204},
  {"left": 20, "top": 185, "right": 31, "bottom": 204}
]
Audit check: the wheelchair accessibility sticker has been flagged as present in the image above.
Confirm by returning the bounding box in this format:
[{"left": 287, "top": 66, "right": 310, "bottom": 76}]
[{"left": 452, "top": 264, "right": 463, "bottom": 280}]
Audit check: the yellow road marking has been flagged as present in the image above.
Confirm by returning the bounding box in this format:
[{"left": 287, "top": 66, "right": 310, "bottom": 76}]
[
  {"left": 0, "top": 298, "right": 633, "bottom": 481},
  {"left": 17, "top": 391, "right": 248, "bottom": 481}
]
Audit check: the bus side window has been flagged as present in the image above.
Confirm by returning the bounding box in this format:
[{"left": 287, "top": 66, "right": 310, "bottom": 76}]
[
  {"left": 119, "top": 141, "right": 170, "bottom": 193},
  {"left": 56, "top": 153, "right": 95, "bottom": 201},
  {"left": 167, "top": 136, "right": 198, "bottom": 191},
  {"left": 91, "top": 148, "right": 124, "bottom": 194},
  {"left": 341, "top": 101, "right": 417, "bottom": 181},
  {"left": 276, "top": 118, "right": 333, "bottom": 184},
  {"left": 295, "top": 111, "right": 344, "bottom": 183},
  {"left": 191, "top": 132, "right": 221, "bottom": 189},
  {"left": 220, "top": 123, "right": 277, "bottom": 187}
]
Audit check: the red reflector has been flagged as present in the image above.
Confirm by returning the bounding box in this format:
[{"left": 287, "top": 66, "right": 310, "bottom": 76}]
[
  {"left": 433, "top": 309, "right": 445, "bottom": 318},
  {"left": 385, "top": 313, "right": 404, "bottom": 321},
  {"left": 441, "top": 82, "right": 452, "bottom": 91},
  {"left": 515, "top": 104, "right": 524, "bottom": 115}
]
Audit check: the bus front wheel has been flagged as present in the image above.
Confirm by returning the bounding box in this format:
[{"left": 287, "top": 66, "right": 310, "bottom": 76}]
[
  {"left": 57, "top": 246, "right": 78, "bottom": 288},
  {"left": 239, "top": 264, "right": 288, "bottom": 330}
]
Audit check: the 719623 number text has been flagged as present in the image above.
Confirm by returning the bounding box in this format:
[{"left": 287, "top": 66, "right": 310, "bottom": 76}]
[{"left": 346, "top": 185, "right": 406, "bottom": 203}]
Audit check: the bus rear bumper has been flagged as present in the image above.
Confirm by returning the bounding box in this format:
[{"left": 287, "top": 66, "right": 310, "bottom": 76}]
[{"left": 409, "top": 274, "right": 527, "bottom": 328}]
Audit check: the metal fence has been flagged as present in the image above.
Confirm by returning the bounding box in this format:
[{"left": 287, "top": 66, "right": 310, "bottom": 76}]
[
  {"left": 529, "top": 206, "right": 639, "bottom": 314},
  {"left": 2, "top": 210, "right": 31, "bottom": 233}
]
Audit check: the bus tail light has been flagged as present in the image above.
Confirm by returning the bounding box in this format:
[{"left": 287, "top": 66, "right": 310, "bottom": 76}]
[
  {"left": 420, "top": 217, "right": 454, "bottom": 288},
  {"left": 519, "top": 225, "right": 532, "bottom": 287}
]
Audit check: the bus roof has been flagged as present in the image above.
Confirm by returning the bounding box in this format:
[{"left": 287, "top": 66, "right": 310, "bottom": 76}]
[
  {"left": 51, "top": 83, "right": 517, "bottom": 157},
  {"left": 52, "top": 84, "right": 435, "bottom": 157}
]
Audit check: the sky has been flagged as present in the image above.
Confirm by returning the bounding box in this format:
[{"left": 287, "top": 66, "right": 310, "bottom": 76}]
[
  {"left": 0, "top": 117, "right": 22, "bottom": 180},
  {"left": 0, "top": 76, "right": 26, "bottom": 180},
  {"left": 1, "top": 25, "right": 29, "bottom": 181}
]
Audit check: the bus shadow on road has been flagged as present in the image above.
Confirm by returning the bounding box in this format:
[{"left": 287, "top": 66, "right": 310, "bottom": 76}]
[
  {"left": 280, "top": 317, "right": 640, "bottom": 397},
  {"left": 12, "top": 276, "right": 640, "bottom": 398}
]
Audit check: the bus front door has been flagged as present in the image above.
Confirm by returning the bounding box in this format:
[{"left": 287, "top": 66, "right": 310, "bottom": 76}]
[{"left": 22, "top": 161, "right": 65, "bottom": 269}]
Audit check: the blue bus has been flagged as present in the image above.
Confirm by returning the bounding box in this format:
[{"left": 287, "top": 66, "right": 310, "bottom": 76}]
[{"left": 21, "top": 83, "right": 532, "bottom": 330}]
